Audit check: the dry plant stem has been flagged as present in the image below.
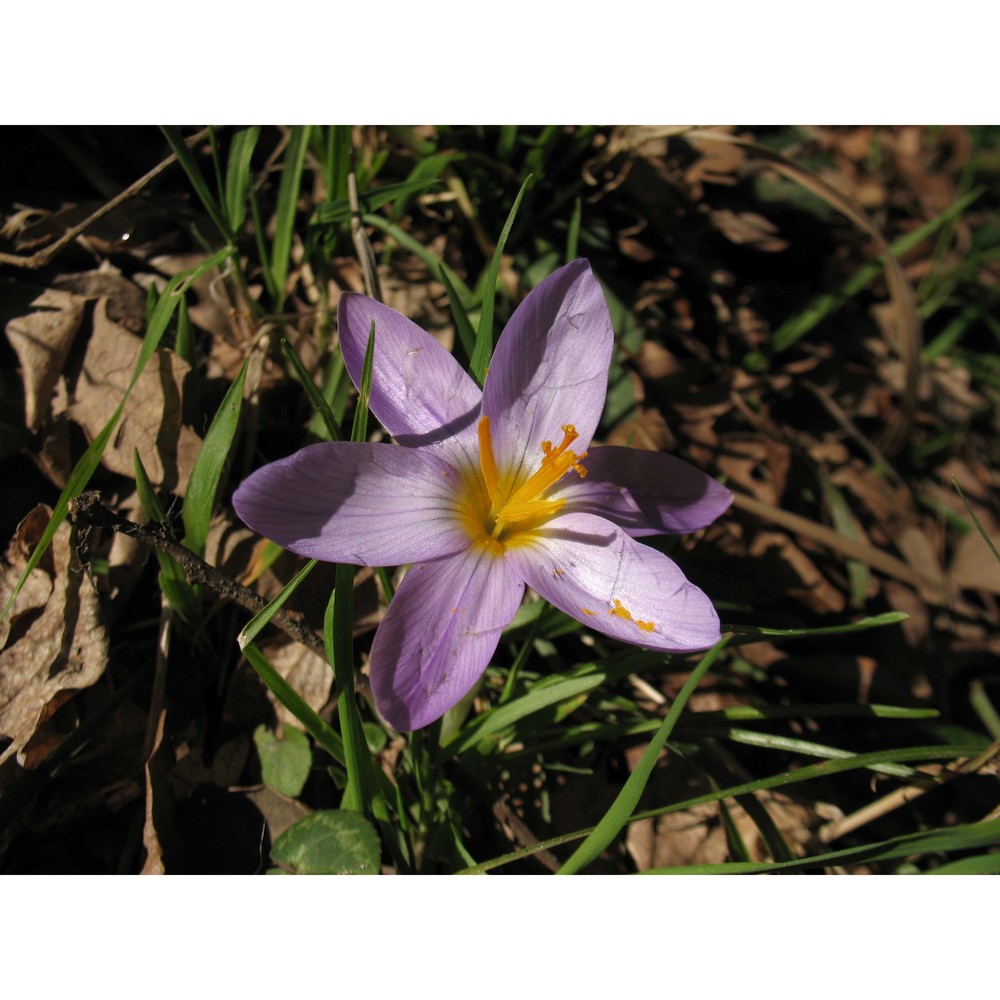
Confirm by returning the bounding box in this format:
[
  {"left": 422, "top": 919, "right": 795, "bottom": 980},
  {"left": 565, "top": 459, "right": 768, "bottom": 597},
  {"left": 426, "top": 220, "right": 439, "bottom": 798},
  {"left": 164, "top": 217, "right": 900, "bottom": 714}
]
[
  {"left": 799, "top": 379, "right": 904, "bottom": 487},
  {"left": 349, "top": 172, "right": 382, "bottom": 301},
  {"left": 68, "top": 490, "right": 326, "bottom": 658},
  {"left": 0, "top": 127, "right": 213, "bottom": 270},
  {"left": 816, "top": 741, "right": 1000, "bottom": 844},
  {"left": 142, "top": 598, "right": 172, "bottom": 762}
]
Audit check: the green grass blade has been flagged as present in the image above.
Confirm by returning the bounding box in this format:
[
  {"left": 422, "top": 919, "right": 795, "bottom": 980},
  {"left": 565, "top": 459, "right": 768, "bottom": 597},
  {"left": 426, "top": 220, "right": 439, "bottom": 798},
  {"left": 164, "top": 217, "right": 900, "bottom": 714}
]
[
  {"left": 715, "top": 727, "right": 917, "bottom": 777},
  {"left": 174, "top": 295, "right": 196, "bottom": 367},
  {"left": 242, "top": 642, "right": 344, "bottom": 765},
  {"left": 327, "top": 320, "right": 384, "bottom": 818},
  {"left": 449, "top": 672, "right": 609, "bottom": 756},
  {"left": 160, "top": 126, "right": 233, "bottom": 243},
  {"left": 924, "top": 851, "right": 1000, "bottom": 874},
  {"left": 270, "top": 125, "right": 311, "bottom": 311},
  {"left": 362, "top": 213, "right": 475, "bottom": 305},
  {"left": 238, "top": 559, "right": 317, "bottom": 650},
  {"left": 224, "top": 126, "right": 260, "bottom": 233},
  {"left": 566, "top": 197, "right": 582, "bottom": 263},
  {"left": 280, "top": 338, "right": 343, "bottom": 441},
  {"left": 134, "top": 451, "right": 199, "bottom": 624},
  {"left": 557, "top": 635, "right": 732, "bottom": 875},
  {"left": 727, "top": 612, "right": 908, "bottom": 645},
  {"left": 440, "top": 263, "right": 477, "bottom": 361},
  {"left": 469, "top": 174, "right": 533, "bottom": 385},
  {"left": 2, "top": 247, "right": 233, "bottom": 621},
  {"left": 764, "top": 187, "right": 984, "bottom": 359},
  {"left": 642, "top": 815, "right": 1000, "bottom": 874},
  {"left": 182, "top": 358, "right": 248, "bottom": 558},
  {"left": 459, "top": 744, "right": 975, "bottom": 873},
  {"left": 953, "top": 475, "right": 1000, "bottom": 565}
]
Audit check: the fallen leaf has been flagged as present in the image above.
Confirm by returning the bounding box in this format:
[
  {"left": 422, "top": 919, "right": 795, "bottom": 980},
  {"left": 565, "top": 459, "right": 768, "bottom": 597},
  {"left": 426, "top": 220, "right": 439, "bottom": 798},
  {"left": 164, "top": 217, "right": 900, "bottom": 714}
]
[
  {"left": 4, "top": 284, "right": 86, "bottom": 431},
  {"left": 0, "top": 505, "right": 108, "bottom": 767},
  {"left": 68, "top": 298, "right": 202, "bottom": 494}
]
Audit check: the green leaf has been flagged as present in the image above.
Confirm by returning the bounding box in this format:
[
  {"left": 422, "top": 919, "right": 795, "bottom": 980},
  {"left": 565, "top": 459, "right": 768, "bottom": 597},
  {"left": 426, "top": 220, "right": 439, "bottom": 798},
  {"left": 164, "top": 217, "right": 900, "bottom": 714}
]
[
  {"left": 270, "top": 810, "right": 380, "bottom": 874},
  {"left": 254, "top": 724, "right": 312, "bottom": 798},
  {"left": 182, "top": 359, "right": 248, "bottom": 558},
  {"left": 470, "top": 174, "right": 533, "bottom": 385}
]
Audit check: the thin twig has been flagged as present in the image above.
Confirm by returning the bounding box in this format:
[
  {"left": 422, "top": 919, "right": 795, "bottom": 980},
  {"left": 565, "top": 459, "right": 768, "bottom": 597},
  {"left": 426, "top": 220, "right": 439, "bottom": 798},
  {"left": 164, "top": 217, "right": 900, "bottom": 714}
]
[
  {"left": 0, "top": 127, "right": 213, "bottom": 270},
  {"left": 68, "top": 490, "right": 325, "bottom": 657}
]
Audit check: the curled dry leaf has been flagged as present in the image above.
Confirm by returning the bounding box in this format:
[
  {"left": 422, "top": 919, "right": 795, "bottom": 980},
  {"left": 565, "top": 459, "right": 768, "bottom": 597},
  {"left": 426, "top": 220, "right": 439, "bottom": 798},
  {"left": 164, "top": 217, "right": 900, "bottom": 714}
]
[
  {"left": 68, "top": 298, "right": 202, "bottom": 494},
  {"left": 0, "top": 505, "right": 108, "bottom": 767},
  {"left": 4, "top": 285, "right": 86, "bottom": 432}
]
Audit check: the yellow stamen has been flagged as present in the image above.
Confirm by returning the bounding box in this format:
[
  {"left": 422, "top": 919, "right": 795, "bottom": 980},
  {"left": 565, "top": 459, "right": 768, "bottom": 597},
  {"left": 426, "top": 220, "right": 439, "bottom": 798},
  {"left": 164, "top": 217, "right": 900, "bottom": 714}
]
[
  {"left": 496, "top": 424, "right": 588, "bottom": 526},
  {"left": 478, "top": 416, "right": 502, "bottom": 507},
  {"left": 464, "top": 415, "right": 589, "bottom": 551}
]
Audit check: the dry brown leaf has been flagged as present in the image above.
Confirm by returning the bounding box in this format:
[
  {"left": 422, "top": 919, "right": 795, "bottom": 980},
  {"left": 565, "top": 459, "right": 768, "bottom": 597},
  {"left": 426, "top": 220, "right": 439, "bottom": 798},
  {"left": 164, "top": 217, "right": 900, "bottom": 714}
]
[
  {"left": 0, "top": 505, "right": 108, "bottom": 767},
  {"left": 606, "top": 407, "right": 673, "bottom": 451},
  {"left": 262, "top": 641, "right": 334, "bottom": 729},
  {"left": 53, "top": 264, "right": 147, "bottom": 335},
  {"left": 4, "top": 285, "right": 86, "bottom": 431},
  {"left": 68, "top": 298, "right": 202, "bottom": 494},
  {"left": 749, "top": 529, "right": 846, "bottom": 613},
  {"left": 710, "top": 209, "right": 788, "bottom": 252},
  {"left": 950, "top": 509, "right": 1000, "bottom": 596}
]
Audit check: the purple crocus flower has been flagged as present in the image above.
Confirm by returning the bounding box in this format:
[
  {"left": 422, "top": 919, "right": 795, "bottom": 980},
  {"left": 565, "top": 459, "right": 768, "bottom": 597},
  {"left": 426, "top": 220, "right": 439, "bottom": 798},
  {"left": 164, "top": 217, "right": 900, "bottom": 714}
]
[{"left": 234, "top": 260, "right": 731, "bottom": 731}]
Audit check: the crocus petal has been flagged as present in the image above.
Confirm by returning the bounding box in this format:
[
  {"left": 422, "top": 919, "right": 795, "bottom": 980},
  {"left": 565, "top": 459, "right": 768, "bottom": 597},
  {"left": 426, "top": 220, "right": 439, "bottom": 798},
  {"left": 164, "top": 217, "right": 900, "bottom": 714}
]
[
  {"left": 338, "top": 293, "right": 482, "bottom": 468},
  {"left": 482, "top": 260, "right": 613, "bottom": 486},
  {"left": 369, "top": 547, "right": 525, "bottom": 731},
  {"left": 551, "top": 446, "right": 733, "bottom": 536},
  {"left": 233, "top": 442, "right": 470, "bottom": 566},
  {"left": 507, "top": 512, "right": 721, "bottom": 651}
]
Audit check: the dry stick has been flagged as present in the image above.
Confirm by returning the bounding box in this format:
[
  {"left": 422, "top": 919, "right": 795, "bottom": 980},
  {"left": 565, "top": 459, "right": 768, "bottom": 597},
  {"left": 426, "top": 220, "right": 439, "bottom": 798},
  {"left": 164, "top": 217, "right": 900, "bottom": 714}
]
[
  {"left": 0, "top": 127, "right": 213, "bottom": 270},
  {"left": 349, "top": 172, "right": 382, "bottom": 301},
  {"left": 816, "top": 740, "right": 1000, "bottom": 845},
  {"left": 67, "top": 490, "right": 326, "bottom": 659}
]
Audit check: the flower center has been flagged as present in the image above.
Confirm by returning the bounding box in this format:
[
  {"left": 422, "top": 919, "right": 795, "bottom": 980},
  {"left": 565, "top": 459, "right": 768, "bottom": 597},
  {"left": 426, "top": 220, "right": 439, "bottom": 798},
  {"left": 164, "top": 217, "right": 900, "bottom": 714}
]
[{"left": 458, "top": 415, "right": 588, "bottom": 552}]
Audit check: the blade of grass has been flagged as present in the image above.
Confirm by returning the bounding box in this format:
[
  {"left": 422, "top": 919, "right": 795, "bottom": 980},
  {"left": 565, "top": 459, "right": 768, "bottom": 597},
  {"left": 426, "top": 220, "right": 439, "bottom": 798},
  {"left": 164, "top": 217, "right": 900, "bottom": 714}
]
[
  {"left": 238, "top": 558, "right": 318, "bottom": 650},
  {"left": 327, "top": 321, "right": 384, "bottom": 819},
  {"left": 469, "top": 174, "right": 533, "bottom": 385},
  {"left": 362, "top": 213, "right": 474, "bottom": 305},
  {"left": 280, "top": 338, "right": 343, "bottom": 441},
  {"left": 270, "top": 126, "right": 311, "bottom": 311},
  {"left": 727, "top": 611, "right": 909, "bottom": 645},
  {"left": 642, "top": 815, "right": 1000, "bottom": 874},
  {"left": 242, "top": 642, "right": 345, "bottom": 765},
  {"left": 224, "top": 126, "right": 260, "bottom": 234},
  {"left": 459, "top": 743, "right": 977, "bottom": 873},
  {"left": 565, "top": 196, "right": 582, "bottom": 263},
  {"left": 2, "top": 247, "right": 233, "bottom": 621},
  {"left": 182, "top": 359, "right": 248, "bottom": 558},
  {"left": 953, "top": 475, "right": 1000, "bottom": 565},
  {"left": 557, "top": 635, "right": 732, "bottom": 875},
  {"left": 134, "top": 452, "right": 199, "bottom": 624},
  {"left": 160, "top": 126, "right": 233, "bottom": 243}
]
